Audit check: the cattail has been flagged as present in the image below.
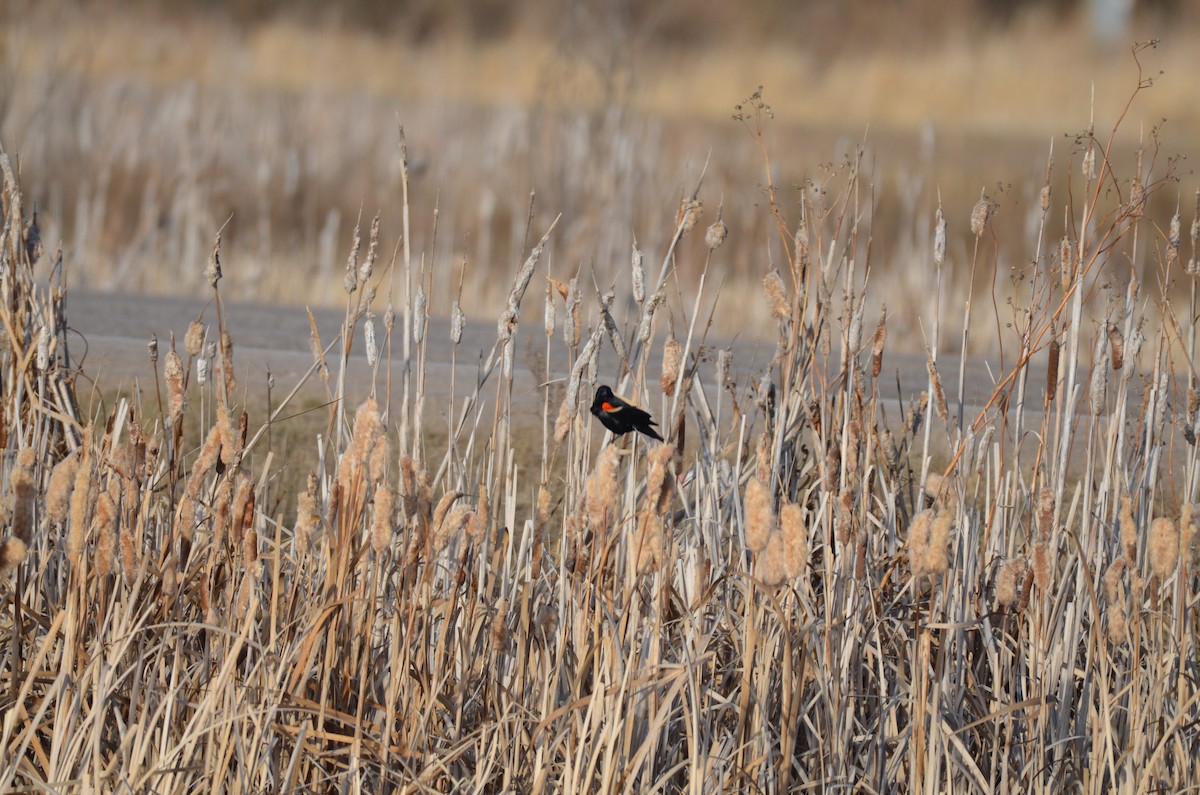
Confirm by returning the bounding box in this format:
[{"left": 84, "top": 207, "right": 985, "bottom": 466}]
[
  {"left": 1148, "top": 516, "right": 1179, "bottom": 579},
  {"left": 119, "top": 518, "right": 138, "bottom": 587},
  {"left": 369, "top": 482, "right": 395, "bottom": 553},
  {"left": 1120, "top": 494, "right": 1137, "bottom": 563},
  {"left": 763, "top": 269, "right": 789, "bottom": 322},
  {"left": 68, "top": 436, "right": 94, "bottom": 567},
  {"left": 881, "top": 428, "right": 899, "bottom": 473},
  {"left": 231, "top": 478, "right": 255, "bottom": 545},
  {"left": 1032, "top": 541, "right": 1051, "bottom": 590},
  {"left": 564, "top": 277, "right": 581, "bottom": 349},
  {"left": 95, "top": 491, "right": 117, "bottom": 578},
  {"left": 343, "top": 222, "right": 361, "bottom": 294},
  {"left": 491, "top": 599, "right": 510, "bottom": 653},
  {"left": 533, "top": 485, "right": 551, "bottom": 540},
  {"left": 1036, "top": 487, "right": 1055, "bottom": 541},
  {"left": 196, "top": 356, "right": 209, "bottom": 385},
  {"left": 744, "top": 476, "right": 773, "bottom": 553},
  {"left": 705, "top": 219, "right": 728, "bottom": 250},
  {"left": 1039, "top": 184, "right": 1051, "bottom": 215},
  {"left": 360, "top": 214, "right": 379, "bottom": 283},
  {"left": 1082, "top": 143, "right": 1096, "bottom": 181},
  {"left": 554, "top": 399, "right": 572, "bottom": 444},
  {"left": 1059, "top": 235, "right": 1075, "bottom": 291},
  {"left": 923, "top": 510, "right": 952, "bottom": 575},
  {"left": 933, "top": 206, "right": 946, "bottom": 266},
  {"left": 364, "top": 313, "right": 378, "bottom": 366},
  {"left": 10, "top": 448, "right": 36, "bottom": 544},
  {"left": 0, "top": 538, "right": 27, "bottom": 577},
  {"left": 755, "top": 432, "right": 772, "bottom": 485},
  {"left": 717, "top": 348, "right": 732, "bottom": 390},
  {"left": 995, "top": 558, "right": 1026, "bottom": 606},
  {"left": 631, "top": 244, "right": 645, "bottom": 304},
  {"left": 599, "top": 292, "right": 626, "bottom": 363},
  {"left": 1104, "top": 557, "right": 1126, "bottom": 604},
  {"left": 756, "top": 532, "right": 787, "bottom": 586},
  {"left": 661, "top": 334, "right": 681, "bottom": 396},
  {"left": 781, "top": 501, "right": 807, "bottom": 578},
  {"left": 644, "top": 443, "right": 675, "bottom": 514},
  {"left": 1107, "top": 324, "right": 1124, "bottom": 371},
  {"left": 46, "top": 451, "right": 79, "bottom": 525},
  {"left": 1167, "top": 208, "right": 1181, "bottom": 267},
  {"left": 871, "top": 307, "right": 887, "bottom": 378},
  {"left": 927, "top": 356, "right": 948, "bottom": 422},
  {"left": 908, "top": 509, "right": 934, "bottom": 577},
  {"left": 185, "top": 320, "right": 205, "bottom": 358},
  {"left": 218, "top": 406, "right": 242, "bottom": 468},
  {"left": 633, "top": 511, "right": 663, "bottom": 575},
  {"left": 1128, "top": 175, "right": 1145, "bottom": 218},
  {"left": 295, "top": 473, "right": 320, "bottom": 555},
  {"left": 678, "top": 197, "right": 702, "bottom": 234},
  {"left": 147, "top": 333, "right": 158, "bottom": 365},
  {"left": 637, "top": 290, "right": 664, "bottom": 344},
  {"left": 205, "top": 231, "right": 223, "bottom": 288},
  {"left": 970, "top": 193, "right": 997, "bottom": 237},
  {"left": 833, "top": 491, "right": 852, "bottom": 543},
  {"left": 165, "top": 347, "right": 186, "bottom": 427},
  {"left": 36, "top": 325, "right": 50, "bottom": 371},
  {"left": 413, "top": 286, "right": 427, "bottom": 345},
  {"left": 435, "top": 505, "right": 472, "bottom": 554},
  {"left": 1089, "top": 333, "right": 1108, "bottom": 416},
  {"left": 585, "top": 445, "right": 620, "bottom": 533},
  {"left": 1045, "top": 338, "right": 1060, "bottom": 407},
  {"left": 1107, "top": 607, "right": 1128, "bottom": 644},
  {"left": 211, "top": 478, "right": 232, "bottom": 551},
  {"left": 475, "top": 488, "right": 492, "bottom": 544}
]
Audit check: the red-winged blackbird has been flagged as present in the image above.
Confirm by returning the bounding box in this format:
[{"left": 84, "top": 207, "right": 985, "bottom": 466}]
[{"left": 591, "top": 385, "right": 663, "bottom": 441}]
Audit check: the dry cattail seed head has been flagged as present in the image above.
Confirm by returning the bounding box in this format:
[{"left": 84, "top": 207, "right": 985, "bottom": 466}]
[
  {"left": 1059, "top": 235, "right": 1075, "bottom": 291},
  {"left": 1148, "top": 516, "right": 1179, "bottom": 579},
  {"left": 185, "top": 320, "right": 205, "bottom": 358},
  {"left": 933, "top": 206, "right": 946, "bottom": 266},
  {"left": 1082, "top": 144, "right": 1096, "bottom": 181},
  {"left": 147, "top": 333, "right": 158, "bottom": 364},
  {"left": 661, "top": 334, "right": 681, "bottom": 396},
  {"left": 364, "top": 313, "right": 378, "bottom": 366},
  {"left": 204, "top": 232, "right": 223, "bottom": 288},
  {"left": 755, "top": 533, "right": 787, "bottom": 587},
  {"left": 743, "top": 476, "right": 773, "bottom": 553},
  {"left": 705, "top": 220, "right": 728, "bottom": 250},
  {"left": 970, "top": 193, "right": 998, "bottom": 238},
  {"left": 413, "top": 286, "right": 427, "bottom": 345},
  {"left": 763, "top": 269, "right": 789, "bottom": 322},
  {"left": 908, "top": 509, "right": 934, "bottom": 577},
  {"left": 1045, "top": 338, "right": 1060, "bottom": 407},
  {"left": 870, "top": 307, "right": 887, "bottom": 378},
  {"left": 631, "top": 244, "right": 645, "bottom": 304},
  {"left": 678, "top": 198, "right": 702, "bottom": 234},
  {"left": 1107, "top": 324, "right": 1124, "bottom": 371},
  {"left": 995, "top": 558, "right": 1027, "bottom": 607},
  {"left": 451, "top": 299, "right": 465, "bottom": 345},
  {"left": 1039, "top": 184, "right": 1051, "bottom": 215}
]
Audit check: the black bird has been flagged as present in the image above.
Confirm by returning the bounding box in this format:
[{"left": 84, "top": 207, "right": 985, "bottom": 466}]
[{"left": 591, "top": 385, "right": 663, "bottom": 441}]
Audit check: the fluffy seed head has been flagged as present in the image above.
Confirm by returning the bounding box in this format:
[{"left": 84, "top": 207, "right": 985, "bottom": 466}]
[
  {"left": 970, "top": 194, "right": 997, "bottom": 237},
  {"left": 185, "top": 320, "right": 205, "bottom": 358},
  {"left": 705, "top": 220, "right": 728, "bottom": 250},
  {"left": 995, "top": 558, "right": 1026, "bottom": 606},
  {"left": 933, "top": 206, "right": 946, "bottom": 266},
  {"left": 744, "top": 476, "right": 773, "bottom": 553},
  {"left": 661, "top": 334, "right": 681, "bottom": 396},
  {"left": 1148, "top": 516, "right": 1179, "bottom": 579},
  {"left": 763, "top": 269, "right": 789, "bottom": 322}
]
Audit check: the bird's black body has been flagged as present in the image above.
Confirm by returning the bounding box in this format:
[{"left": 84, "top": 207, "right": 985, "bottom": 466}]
[{"left": 591, "top": 385, "right": 664, "bottom": 441}]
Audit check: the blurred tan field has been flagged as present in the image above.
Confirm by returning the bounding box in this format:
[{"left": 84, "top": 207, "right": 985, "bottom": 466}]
[
  {"left": 4, "top": 0, "right": 1199, "bottom": 344},
  {"left": 2, "top": 2, "right": 1200, "bottom": 793}
]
